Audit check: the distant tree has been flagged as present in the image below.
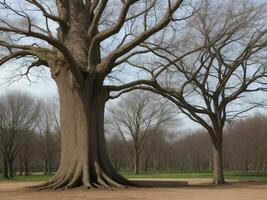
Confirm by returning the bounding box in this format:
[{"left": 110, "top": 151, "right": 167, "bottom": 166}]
[
  {"left": 106, "top": 135, "right": 128, "bottom": 172},
  {"left": 37, "top": 100, "right": 60, "bottom": 175},
  {"left": 179, "top": 132, "right": 211, "bottom": 170},
  {"left": 17, "top": 130, "right": 37, "bottom": 176},
  {"left": 107, "top": 91, "right": 176, "bottom": 174},
  {"left": 0, "top": 92, "right": 40, "bottom": 178},
  {"left": 141, "top": 128, "right": 169, "bottom": 172},
  {"left": 224, "top": 116, "right": 267, "bottom": 172}
]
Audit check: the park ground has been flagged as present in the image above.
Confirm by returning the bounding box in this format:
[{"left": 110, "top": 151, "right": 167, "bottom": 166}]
[{"left": 1, "top": 172, "right": 267, "bottom": 200}]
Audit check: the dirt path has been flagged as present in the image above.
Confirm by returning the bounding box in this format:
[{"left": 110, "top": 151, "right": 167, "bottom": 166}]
[{"left": 0, "top": 179, "right": 266, "bottom": 200}]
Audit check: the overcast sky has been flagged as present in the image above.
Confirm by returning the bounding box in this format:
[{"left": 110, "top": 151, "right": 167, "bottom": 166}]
[
  {"left": 1, "top": 0, "right": 266, "bottom": 134},
  {"left": 0, "top": 64, "right": 57, "bottom": 97}
]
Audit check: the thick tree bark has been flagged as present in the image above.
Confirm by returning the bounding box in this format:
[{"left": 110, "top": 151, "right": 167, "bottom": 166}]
[
  {"left": 40, "top": 67, "right": 131, "bottom": 189},
  {"left": 212, "top": 142, "right": 224, "bottom": 185}
]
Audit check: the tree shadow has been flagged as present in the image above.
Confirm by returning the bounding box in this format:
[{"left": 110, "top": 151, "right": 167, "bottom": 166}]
[
  {"left": 130, "top": 179, "right": 267, "bottom": 190},
  {"left": 130, "top": 180, "right": 188, "bottom": 187}
]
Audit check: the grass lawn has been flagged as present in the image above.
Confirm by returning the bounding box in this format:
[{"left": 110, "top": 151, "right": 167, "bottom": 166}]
[
  {"left": 1, "top": 171, "right": 267, "bottom": 182},
  {"left": 121, "top": 171, "right": 267, "bottom": 181},
  {"left": 0, "top": 174, "right": 54, "bottom": 182}
]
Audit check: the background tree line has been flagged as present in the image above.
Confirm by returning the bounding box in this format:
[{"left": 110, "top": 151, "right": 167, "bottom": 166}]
[
  {"left": 107, "top": 114, "right": 267, "bottom": 173},
  {"left": 1, "top": 90, "right": 267, "bottom": 178},
  {"left": 0, "top": 91, "right": 60, "bottom": 178}
]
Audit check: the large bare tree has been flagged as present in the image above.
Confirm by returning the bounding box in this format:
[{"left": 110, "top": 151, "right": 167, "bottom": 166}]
[
  {"left": 111, "top": 0, "right": 267, "bottom": 185},
  {"left": 0, "top": 0, "right": 186, "bottom": 188}
]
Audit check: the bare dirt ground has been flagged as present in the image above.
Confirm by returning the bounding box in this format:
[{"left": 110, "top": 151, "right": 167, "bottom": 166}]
[{"left": 0, "top": 179, "right": 267, "bottom": 200}]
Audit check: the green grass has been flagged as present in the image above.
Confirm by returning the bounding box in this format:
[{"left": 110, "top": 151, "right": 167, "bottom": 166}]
[
  {"left": 121, "top": 171, "right": 214, "bottom": 179},
  {"left": 120, "top": 171, "right": 267, "bottom": 181},
  {"left": 1, "top": 171, "right": 267, "bottom": 182},
  {"left": 0, "top": 174, "right": 53, "bottom": 182}
]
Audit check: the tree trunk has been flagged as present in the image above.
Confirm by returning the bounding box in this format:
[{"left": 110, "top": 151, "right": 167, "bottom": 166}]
[
  {"left": 2, "top": 157, "right": 8, "bottom": 178},
  {"left": 156, "top": 154, "right": 161, "bottom": 172},
  {"left": 209, "top": 156, "right": 213, "bottom": 171},
  {"left": 212, "top": 143, "right": 224, "bottom": 185},
  {"left": 7, "top": 159, "right": 13, "bottom": 178},
  {"left": 24, "top": 160, "right": 29, "bottom": 176},
  {"left": 19, "top": 159, "right": 23, "bottom": 176},
  {"left": 244, "top": 162, "right": 248, "bottom": 172},
  {"left": 144, "top": 154, "right": 150, "bottom": 172},
  {"left": 44, "top": 160, "right": 48, "bottom": 175},
  {"left": 41, "top": 68, "right": 130, "bottom": 189},
  {"left": 48, "top": 162, "right": 52, "bottom": 175},
  {"left": 134, "top": 153, "right": 139, "bottom": 174},
  {"left": 114, "top": 159, "right": 118, "bottom": 172}
]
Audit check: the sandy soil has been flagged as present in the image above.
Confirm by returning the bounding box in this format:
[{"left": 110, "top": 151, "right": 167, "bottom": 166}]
[{"left": 0, "top": 179, "right": 267, "bottom": 200}]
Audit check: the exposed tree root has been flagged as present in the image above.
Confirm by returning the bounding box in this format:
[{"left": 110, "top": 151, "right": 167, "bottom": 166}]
[
  {"left": 35, "top": 72, "right": 134, "bottom": 191},
  {"left": 33, "top": 161, "right": 130, "bottom": 190}
]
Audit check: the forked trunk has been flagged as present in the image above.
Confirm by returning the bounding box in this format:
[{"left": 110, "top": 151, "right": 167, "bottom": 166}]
[
  {"left": 41, "top": 67, "right": 131, "bottom": 189},
  {"left": 212, "top": 142, "right": 224, "bottom": 185}
]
